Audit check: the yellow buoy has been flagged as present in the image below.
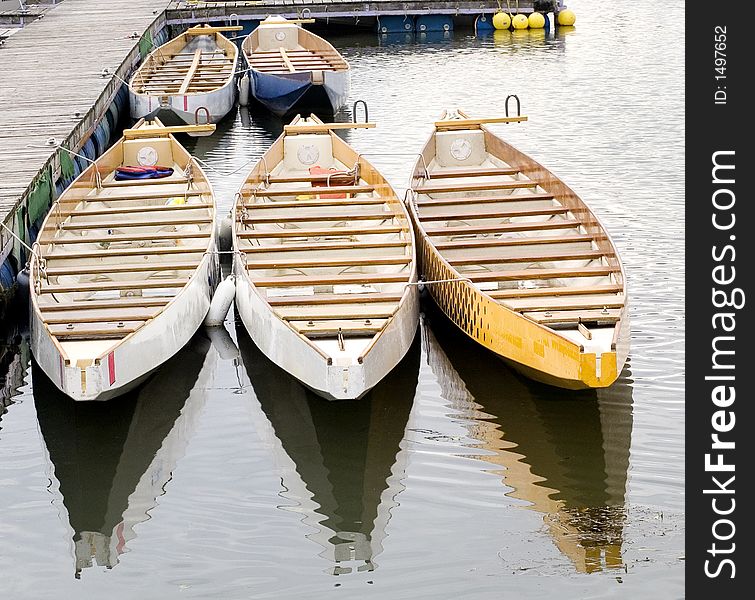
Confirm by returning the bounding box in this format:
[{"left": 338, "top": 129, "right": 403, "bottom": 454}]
[
  {"left": 512, "top": 14, "right": 529, "bottom": 30},
  {"left": 528, "top": 12, "right": 546, "bottom": 29},
  {"left": 492, "top": 12, "right": 511, "bottom": 30},
  {"left": 557, "top": 9, "right": 577, "bottom": 26}
]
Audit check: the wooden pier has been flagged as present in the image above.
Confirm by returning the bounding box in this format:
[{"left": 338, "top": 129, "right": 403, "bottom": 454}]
[
  {"left": 0, "top": 0, "right": 168, "bottom": 285},
  {"left": 165, "top": 0, "right": 536, "bottom": 25}
]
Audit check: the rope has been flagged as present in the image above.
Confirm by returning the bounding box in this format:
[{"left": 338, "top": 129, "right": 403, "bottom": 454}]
[
  {"left": 190, "top": 154, "right": 262, "bottom": 177},
  {"left": 0, "top": 220, "right": 36, "bottom": 257}
]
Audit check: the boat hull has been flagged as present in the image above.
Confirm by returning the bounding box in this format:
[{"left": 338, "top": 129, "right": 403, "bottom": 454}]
[
  {"left": 130, "top": 81, "right": 237, "bottom": 125},
  {"left": 30, "top": 253, "right": 219, "bottom": 401},
  {"left": 249, "top": 69, "right": 350, "bottom": 117},
  {"left": 234, "top": 253, "right": 418, "bottom": 400}
]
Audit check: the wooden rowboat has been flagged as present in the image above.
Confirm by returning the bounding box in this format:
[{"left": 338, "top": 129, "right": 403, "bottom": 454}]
[
  {"left": 408, "top": 109, "right": 629, "bottom": 389},
  {"left": 29, "top": 120, "right": 219, "bottom": 401},
  {"left": 232, "top": 115, "right": 418, "bottom": 400},
  {"left": 129, "top": 25, "right": 241, "bottom": 126},
  {"left": 242, "top": 16, "right": 350, "bottom": 116}
]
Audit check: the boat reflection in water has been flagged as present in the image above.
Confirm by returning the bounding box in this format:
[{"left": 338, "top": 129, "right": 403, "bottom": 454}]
[
  {"left": 237, "top": 325, "right": 420, "bottom": 575},
  {"left": 33, "top": 331, "right": 220, "bottom": 576},
  {"left": 1, "top": 333, "right": 30, "bottom": 425},
  {"left": 422, "top": 305, "right": 633, "bottom": 574}
]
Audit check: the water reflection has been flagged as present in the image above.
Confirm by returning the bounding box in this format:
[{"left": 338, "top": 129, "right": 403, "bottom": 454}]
[
  {"left": 1, "top": 333, "right": 29, "bottom": 426},
  {"left": 421, "top": 304, "right": 633, "bottom": 574},
  {"left": 33, "top": 332, "right": 218, "bottom": 576},
  {"left": 237, "top": 326, "right": 420, "bottom": 575}
]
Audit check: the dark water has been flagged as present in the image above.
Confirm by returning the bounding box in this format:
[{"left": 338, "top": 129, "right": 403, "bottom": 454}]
[{"left": 1, "top": 0, "right": 684, "bottom": 597}]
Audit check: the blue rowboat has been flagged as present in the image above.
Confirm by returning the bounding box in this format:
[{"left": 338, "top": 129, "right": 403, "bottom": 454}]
[{"left": 242, "top": 16, "right": 350, "bottom": 117}]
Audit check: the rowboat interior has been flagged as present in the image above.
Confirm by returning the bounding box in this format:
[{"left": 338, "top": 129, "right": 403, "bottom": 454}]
[
  {"left": 32, "top": 120, "right": 215, "bottom": 367},
  {"left": 235, "top": 115, "right": 415, "bottom": 365},
  {"left": 411, "top": 109, "right": 627, "bottom": 387},
  {"left": 131, "top": 25, "right": 237, "bottom": 96},
  {"left": 242, "top": 17, "right": 349, "bottom": 75}
]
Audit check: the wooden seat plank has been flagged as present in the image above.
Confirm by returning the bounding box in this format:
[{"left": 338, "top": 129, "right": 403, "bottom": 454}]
[
  {"left": 266, "top": 292, "right": 404, "bottom": 306},
  {"left": 461, "top": 266, "right": 618, "bottom": 283},
  {"left": 245, "top": 255, "right": 410, "bottom": 270},
  {"left": 45, "top": 261, "right": 199, "bottom": 277},
  {"left": 44, "top": 246, "right": 205, "bottom": 261},
  {"left": 419, "top": 206, "right": 569, "bottom": 221},
  {"left": 265, "top": 173, "right": 357, "bottom": 184},
  {"left": 487, "top": 284, "right": 623, "bottom": 300},
  {"left": 425, "top": 167, "right": 519, "bottom": 179},
  {"left": 68, "top": 203, "right": 212, "bottom": 217},
  {"left": 39, "top": 231, "right": 211, "bottom": 245},
  {"left": 49, "top": 321, "right": 144, "bottom": 340},
  {"left": 61, "top": 215, "right": 209, "bottom": 230},
  {"left": 41, "top": 278, "right": 189, "bottom": 294},
  {"left": 434, "top": 234, "right": 594, "bottom": 250},
  {"left": 415, "top": 180, "right": 541, "bottom": 194},
  {"left": 240, "top": 240, "right": 407, "bottom": 254},
  {"left": 447, "top": 250, "right": 606, "bottom": 266},
  {"left": 424, "top": 220, "right": 581, "bottom": 236},
  {"left": 522, "top": 309, "right": 622, "bottom": 324},
  {"left": 278, "top": 306, "right": 397, "bottom": 320},
  {"left": 44, "top": 307, "right": 162, "bottom": 325},
  {"left": 242, "top": 210, "right": 398, "bottom": 224},
  {"left": 238, "top": 225, "right": 405, "bottom": 238},
  {"left": 254, "top": 184, "right": 375, "bottom": 197},
  {"left": 252, "top": 272, "right": 409, "bottom": 287},
  {"left": 505, "top": 295, "right": 626, "bottom": 312},
  {"left": 242, "top": 197, "right": 388, "bottom": 209},
  {"left": 59, "top": 190, "right": 204, "bottom": 203},
  {"left": 416, "top": 192, "right": 555, "bottom": 207},
  {"left": 292, "top": 320, "right": 386, "bottom": 337},
  {"left": 39, "top": 297, "right": 172, "bottom": 312}
]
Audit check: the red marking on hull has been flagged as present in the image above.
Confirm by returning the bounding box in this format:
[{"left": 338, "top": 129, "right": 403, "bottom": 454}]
[{"left": 108, "top": 351, "right": 116, "bottom": 385}]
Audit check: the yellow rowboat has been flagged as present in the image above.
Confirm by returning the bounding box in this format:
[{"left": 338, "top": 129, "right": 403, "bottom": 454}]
[
  {"left": 408, "top": 109, "right": 629, "bottom": 389},
  {"left": 232, "top": 115, "right": 418, "bottom": 400},
  {"left": 29, "top": 120, "right": 219, "bottom": 401}
]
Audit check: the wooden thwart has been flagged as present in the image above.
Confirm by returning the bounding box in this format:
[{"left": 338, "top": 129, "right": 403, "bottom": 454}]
[
  {"left": 243, "top": 197, "right": 387, "bottom": 209},
  {"left": 39, "top": 297, "right": 172, "bottom": 312},
  {"left": 424, "top": 220, "right": 581, "bottom": 236},
  {"left": 426, "top": 166, "right": 520, "bottom": 179},
  {"left": 41, "top": 278, "right": 189, "bottom": 294},
  {"left": 39, "top": 231, "right": 211, "bottom": 245},
  {"left": 238, "top": 225, "right": 405, "bottom": 238},
  {"left": 419, "top": 206, "right": 568, "bottom": 221},
  {"left": 283, "top": 122, "right": 376, "bottom": 134},
  {"left": 523, "top": 309, "right": 621, "bottom": 324},
  {"left": 446, "top": 249, "right": 606, "bottom": 266},
  {"left": 292, "top": 320, "right": 385, "bottom": 336},
  {"left": 61, "top": 215, "right": 209, "bottom": 229},
  {"left": 487, "top": 284, "right": 623, "bottom": 300},
  {"left": 242, "top": 210, "right": 398, "bottom": 224},
  {"left": 266, "top": 292, "right": 404, "bottom": 306},
  {"left": 240, "top": 240, "right": 407, "bottom": 253},
  {"left": 254, "top": 184, "right": 375, "bottom": 197},
  {"left": 45, "top": 261, "right": 199, "bottom": 277},
  {"left": 59, "top": 189, "right": 204, "bottom": 203},
  {"left": 462, "top": 266, "right": 618, "bottom": 282},
  {"left": 416, "top": 192, "right": 555, "bottom": 207},
  {"left": 122, "top": 125, "right": 215, "bottom": 139},
  {"left": 245, "top": 255, "right": 410, "bottom": 270},
  {"left": 434, "top": 234, "right": 594, "bottom": 250},
  {"left": 416, "top": 179, "right": 541, "bottom": 194},
  {"left": 49, "top": 321, "right": 143, "bottom": 340},
  {"left": 252, "top": 272, "right": 409, "bottom": 287}
]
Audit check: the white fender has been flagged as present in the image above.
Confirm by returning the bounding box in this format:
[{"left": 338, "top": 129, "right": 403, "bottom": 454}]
[
  {"left": 205, "top": 324, "right": 240, "bottom": 360},
  {"left": 204, "top": 275, "right": 235, "bottom": 327},
  {"left": 239, "top": 74, "right": 250, "bottom": 107}
]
